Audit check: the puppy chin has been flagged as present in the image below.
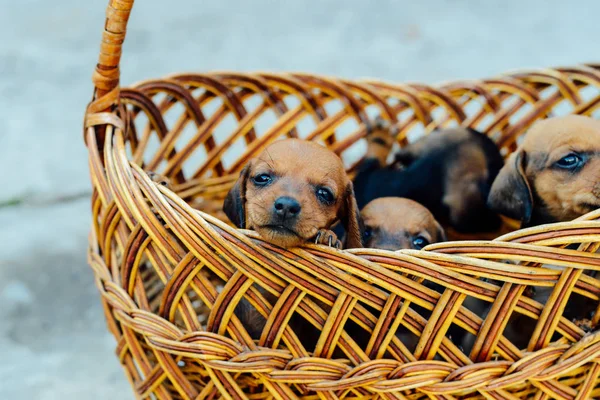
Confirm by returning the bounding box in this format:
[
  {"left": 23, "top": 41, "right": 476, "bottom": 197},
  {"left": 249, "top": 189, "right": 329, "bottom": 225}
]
[
  {"left": 370, "top": 243, "right": 402, "bottom": 251},
  {"left": 255, "top": 226, "right": 305, "bottom": 248},
  {"left": 367, "top": 239, "right": 409, "bottom": 251}
]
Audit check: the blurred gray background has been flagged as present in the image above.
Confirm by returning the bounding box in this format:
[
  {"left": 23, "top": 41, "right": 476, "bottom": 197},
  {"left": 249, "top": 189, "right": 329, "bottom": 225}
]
[{"left": 0, "top": 0, "right": 599, "bottom": 398}]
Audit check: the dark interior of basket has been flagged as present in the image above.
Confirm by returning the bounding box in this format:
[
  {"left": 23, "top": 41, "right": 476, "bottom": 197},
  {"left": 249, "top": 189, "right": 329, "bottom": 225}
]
[{"left": 92, "top": 70, "right": 600, "bottom": 398}]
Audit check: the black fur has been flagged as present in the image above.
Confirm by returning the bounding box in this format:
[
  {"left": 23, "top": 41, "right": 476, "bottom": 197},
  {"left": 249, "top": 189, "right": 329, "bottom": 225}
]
[{"left": 353, "top": 128, "right": 503, "bottom": 234}]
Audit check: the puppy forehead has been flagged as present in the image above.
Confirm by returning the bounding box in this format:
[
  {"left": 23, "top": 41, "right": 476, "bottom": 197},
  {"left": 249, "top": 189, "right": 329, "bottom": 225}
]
[
  {"left": 255, "top": 139, "right": 346, "bottom": 183},
  {"left": 523, "top": 116, "right": 600, "bottom": 153},
  {"left": 362, "top": 198, "right": 436, "bottom": 231}
]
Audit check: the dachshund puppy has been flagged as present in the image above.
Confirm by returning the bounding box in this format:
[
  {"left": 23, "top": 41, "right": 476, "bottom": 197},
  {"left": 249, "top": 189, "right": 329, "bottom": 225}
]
[
  {"left": 488, "top": 115, "right": 600, "bottom": 226},
  {"left": 361, "top": 197, "right": 446, "bottom": 250},
  {"left": 472, "top": 115, "right": 600, "bottom": 351},
  {"left": 223, "top": 139, "right": 364, "bottom": 344},
  {"left": 354, "top": 197, "right": 449, "bottom": 353},
  {"left": 224, "top": 139, "right": 363, "bottom": 249},
  {"left": 353, "top": 119, "right": 504, "bottom": 234}
]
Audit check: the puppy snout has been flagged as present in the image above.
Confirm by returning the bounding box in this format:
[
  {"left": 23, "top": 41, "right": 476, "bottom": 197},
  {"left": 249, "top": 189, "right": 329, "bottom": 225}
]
[
  {"left": 372, "top": 242, "right": 400, "bottom": 251},
  {"left": 274, "top": 196, "right": 302, "bottom": 219}
]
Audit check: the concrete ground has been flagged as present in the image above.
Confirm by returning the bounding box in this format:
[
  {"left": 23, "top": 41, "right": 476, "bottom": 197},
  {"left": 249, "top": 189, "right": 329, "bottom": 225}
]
[{"left": 1, "top": 0, "right": 599, "bottom": 398}]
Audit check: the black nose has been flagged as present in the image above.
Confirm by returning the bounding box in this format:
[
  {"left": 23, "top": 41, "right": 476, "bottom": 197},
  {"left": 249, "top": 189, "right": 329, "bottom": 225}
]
[{"left": 274, "top": 196, "right": 301, "bottom": 219}]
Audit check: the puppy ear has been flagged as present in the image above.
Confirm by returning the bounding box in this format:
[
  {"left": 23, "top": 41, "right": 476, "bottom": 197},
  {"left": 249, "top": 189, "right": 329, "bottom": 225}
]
[
  {"left": 339, "top": 182, "right": 364, "bottom": 249},
  {"left": 487, "top": 151, "right": 533, "bottom": 225},
  {"left": 223, "top": 164, "right": 251, "bottom": 228},
  {"left": 434, "top": 221, "right": 447, "bottom": 243}
]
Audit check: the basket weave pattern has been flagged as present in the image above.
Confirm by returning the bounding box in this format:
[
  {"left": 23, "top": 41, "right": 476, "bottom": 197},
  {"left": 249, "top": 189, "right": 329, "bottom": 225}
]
[{"left": 84, "top": 1, "right": 600, "bottom": 398}]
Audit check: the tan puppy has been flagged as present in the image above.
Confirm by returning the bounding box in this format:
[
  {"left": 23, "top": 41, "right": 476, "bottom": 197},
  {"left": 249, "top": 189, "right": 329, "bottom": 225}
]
[
  {"left": 479, "top": 115, "right": 600, "bottom": 351},
  {"left": 355, "top": 197, "right": 449, "bottom": 354},
  {"left": 224, "top": 139, "right": 363, "bottom": 249},
  {"left": 223, "top": 140, "right": 365, "bottom": 344},
  {"left": 361, "top": 197, "right": 446, "bottom": 250},
  {"left": 489, "top": 115, "right": 600, "bottom": 226}
]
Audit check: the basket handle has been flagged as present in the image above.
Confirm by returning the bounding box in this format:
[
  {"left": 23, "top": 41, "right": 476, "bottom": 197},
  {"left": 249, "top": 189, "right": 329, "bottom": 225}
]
[{"left": 89, "top": 0, "right": 135, "bottom": 114}]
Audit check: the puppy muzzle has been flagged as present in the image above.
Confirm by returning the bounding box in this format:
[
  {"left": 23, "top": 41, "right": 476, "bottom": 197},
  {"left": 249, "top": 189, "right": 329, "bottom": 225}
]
[
  {"left": 272, "top": 196, "right": 302, "bottom": 224},
  {"left": 369, "top": 236, "right": 412, "bottom": 251}
]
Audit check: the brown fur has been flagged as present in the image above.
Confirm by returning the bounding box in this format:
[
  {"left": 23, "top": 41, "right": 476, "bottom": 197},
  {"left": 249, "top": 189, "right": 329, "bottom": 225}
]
[
  {"left": 361, "top": 197, "right": 446, "bottom": 250},
  {"left": 489, "top": 115, "right": 600, "bottom": 226},
  {"left": 223, "top": 139, "right": 363, "bottom": 249},
  {"left": 443, "top": 144, "right": 492, "bottom": 227}
]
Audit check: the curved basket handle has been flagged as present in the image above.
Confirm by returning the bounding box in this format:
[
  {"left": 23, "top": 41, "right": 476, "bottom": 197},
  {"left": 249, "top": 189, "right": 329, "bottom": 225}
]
[{"left": 89, "top": 0, "right": 135, "bottom": 114}]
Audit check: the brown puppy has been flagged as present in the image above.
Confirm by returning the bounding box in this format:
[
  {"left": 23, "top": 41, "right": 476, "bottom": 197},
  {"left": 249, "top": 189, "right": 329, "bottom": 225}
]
[
  {"left": 361, "top": 197, "right": 446, "bottom": 250},
  {"left": 223, "top": 139, "right": 363, "bottom": 249},
  {"left": 224, "top": 139, "right": 364, "bottom": 345},
  {"left": 479, "top": 115, "right": 600, "bottom": 351},
  {"left": 489, "top": 115, "right": 600, "bottom": 226},
  {"left": 355, "top": 197, "right": 449, "bottom": 354}
]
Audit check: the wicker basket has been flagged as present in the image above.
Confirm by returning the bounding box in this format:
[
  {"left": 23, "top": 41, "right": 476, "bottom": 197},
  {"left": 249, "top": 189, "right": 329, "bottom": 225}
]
[{"left": 84, "top": 1, "right": 600, "bottom": 398}]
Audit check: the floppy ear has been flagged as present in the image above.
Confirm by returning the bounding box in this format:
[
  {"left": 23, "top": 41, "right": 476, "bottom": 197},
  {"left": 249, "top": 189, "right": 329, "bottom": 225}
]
[
  {"left": 487, "top": 151, "right": 533, "bottom": 225},
  {"left": 339, "top": 182, "right": 364, "bottom": 249},
  {"left": 434, "top": 221, "right": 447, "bottom": 243},
  {"left": 223, "top": 164, "right": 251, "bottom": 228}
]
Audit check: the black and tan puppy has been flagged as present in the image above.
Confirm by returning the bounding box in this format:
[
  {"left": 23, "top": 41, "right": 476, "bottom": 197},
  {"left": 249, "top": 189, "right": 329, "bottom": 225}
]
[
  {"left": 489, "top": 115, "right": 600, "bottom": 227},
  {"left": 353, "top": 119, "right": 504, "bottom": 234},
  {"left": 361, "top": 197, "right": 446, "bottom": 250},
  {"left": 224, "top": 138, "right": 363, "bottom": 249}
]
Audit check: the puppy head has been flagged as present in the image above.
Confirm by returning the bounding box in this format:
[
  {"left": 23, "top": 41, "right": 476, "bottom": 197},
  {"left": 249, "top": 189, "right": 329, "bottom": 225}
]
[
  {"left": 361, "top": 197, "right": 446, "bottom": 251},
  {"left": 223, "top": 139, "right": 363, "bottom": 248},
  {"left": 488, "top": 115, "right": 600, "bottom": 225}
]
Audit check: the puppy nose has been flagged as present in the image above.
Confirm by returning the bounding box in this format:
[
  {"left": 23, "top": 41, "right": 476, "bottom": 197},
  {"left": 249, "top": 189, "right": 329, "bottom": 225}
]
[{"left": 274, "top": 196, "right": 301, "bottom": 218}]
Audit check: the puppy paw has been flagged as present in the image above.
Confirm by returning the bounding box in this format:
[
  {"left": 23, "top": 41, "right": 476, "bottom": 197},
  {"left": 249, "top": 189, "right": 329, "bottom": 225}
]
[{"left": 314, "top": 229, "right": 342, "bottom": 249}]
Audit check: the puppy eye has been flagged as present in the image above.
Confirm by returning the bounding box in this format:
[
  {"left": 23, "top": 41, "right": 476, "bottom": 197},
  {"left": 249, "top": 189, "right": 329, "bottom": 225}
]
[
  {"left": 363, "top": 226, "right": 373, "bottom": 240},
  {"left": 316, "top": 187, "right": 335, "bottom": 204},
  {"left": 555, "top": 153, "right": 583, "bottom": 170},
  {"left": 412, "top": 236, "right": 430, "bottom": 250},
  {"left": 252, "top": 173, "right": 272, "bottom": 186}
]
